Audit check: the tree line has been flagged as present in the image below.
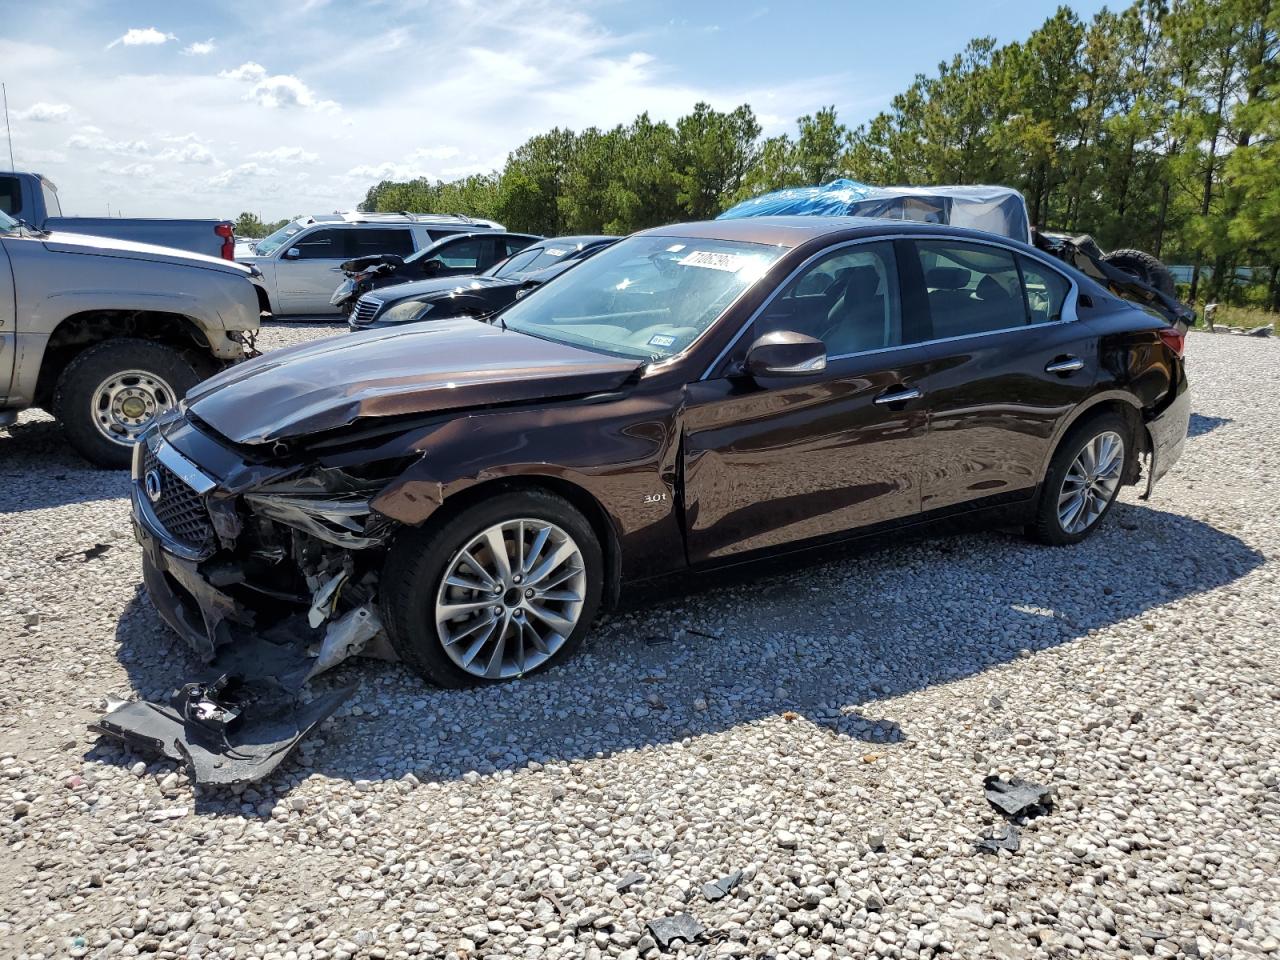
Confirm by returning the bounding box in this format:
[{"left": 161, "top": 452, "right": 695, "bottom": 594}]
[{"left": 360, "top": 0, "right": 1276, "bottom": 309}]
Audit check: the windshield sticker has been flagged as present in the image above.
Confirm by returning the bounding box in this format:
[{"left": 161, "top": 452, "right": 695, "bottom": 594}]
[
  {"left": 647, "top": 333, "right": 677, "bottom": 348},
  {"left": 678, "top": 250, "right": 757, "bottom": 272},
  {"left": 665, "top": 243, "right": 686, "bottom": 253},
  {"left": 545, "top": 247, "right": 567, "bottom": 257}
]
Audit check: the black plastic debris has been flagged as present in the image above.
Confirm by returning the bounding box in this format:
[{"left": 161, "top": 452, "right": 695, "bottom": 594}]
[
  {"left": 56, "top": 543, "right": 111, "bottom": 562},
  {"left": 984, "top": 775, "right": 1053, "bottom": 819},
  {"left": 615, "top": 872, "right": 645, "bottom": 893},
  {"left": 646, "top": 914, "right": 706, "bottom": 950},
  {"left": 702, "top": 870, "right": 743, "bottom": 902},
  {"left": 975, "top": 824, "right": 1021, "bottom": 854},
  {"left": 92, "top": 679, "right": 354, "bottom": 787}
]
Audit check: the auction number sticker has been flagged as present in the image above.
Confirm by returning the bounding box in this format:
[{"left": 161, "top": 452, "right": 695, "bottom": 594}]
[{"left": 678, "top": 250, "right": 756, "bottom": 272}]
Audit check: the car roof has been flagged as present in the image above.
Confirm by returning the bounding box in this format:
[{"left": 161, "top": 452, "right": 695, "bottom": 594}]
[
  {"left": 635, "top": 216, "right": 1039, "bottom": 251},
  {"left": 298, "top": 212, "right": 503, "bottom": 229}
]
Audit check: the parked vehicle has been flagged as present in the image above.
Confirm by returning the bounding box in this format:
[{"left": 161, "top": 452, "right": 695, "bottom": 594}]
[
  {"left": 1, "top": 171, "right": 235, "bottom": 260},
  {"left": 346, "top": 235, "right": 618, "bottom": 330},
  {"left": 0, "top": 210, "right": 266, "bottom": 467},
  {"left": 125, "top": 215, "right": 1189, "bottom": 738},
  {"left": 238, "top": 212, "right": 507, "bottom": 316},
  {"left": 723, "top": 179, "right": 1193, "bottom": 330},
  {"left": 331, "top": 231, "right": 542, "bottom": 316}
]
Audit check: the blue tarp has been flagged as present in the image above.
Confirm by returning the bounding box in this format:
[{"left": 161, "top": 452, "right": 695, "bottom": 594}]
[{"left": 718, "top": 179, "right": 1031, "bottom": 243}]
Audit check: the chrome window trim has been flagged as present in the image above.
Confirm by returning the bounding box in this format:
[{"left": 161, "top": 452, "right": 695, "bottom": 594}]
[{"left": 699, "top": 231, "right": 1080, "bottom": 380}]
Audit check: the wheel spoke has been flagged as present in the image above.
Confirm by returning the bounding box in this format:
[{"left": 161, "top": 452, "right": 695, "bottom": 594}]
[
  {"left": 524, "top": 603, "right": 575, "bottom": 636},
  {"left": 458, "top": 550, "right": 498, "bottom": 589},
  {"left": 527, "top": 540, "right": 577, "bottom": 585},
  {"left": 459, "top": 618, "right": 499, "bottom": 667},
  {"left": 444, "top": 572, "right": 492, "bottom": 592},
  {"left": 444, "top": 611, "right": 497, "bottom": 647},
  {"left": 438, "top": 598, "right": 498, "bottom": 620},
  {"left": 483, "top": 615, "right": 512, "bottom": 678},
  {"left": 482, "top": 527, "right": 513, "bottom": 584},
  {"left": 538, "top": 588, "right": 583, "bottom": 603},
  {"left": 522, "top": 524, "right": 551, "bottom": 575}
]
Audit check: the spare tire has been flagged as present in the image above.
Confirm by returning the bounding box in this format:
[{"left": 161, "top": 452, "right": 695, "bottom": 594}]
[{"left": 1101, "top": 248, "right": 1177, "bottom": 298}]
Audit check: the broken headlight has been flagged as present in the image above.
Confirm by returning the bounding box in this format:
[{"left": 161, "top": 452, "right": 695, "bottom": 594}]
[{"left": 243, "top": 465, "right": 396, "bottom": 549}]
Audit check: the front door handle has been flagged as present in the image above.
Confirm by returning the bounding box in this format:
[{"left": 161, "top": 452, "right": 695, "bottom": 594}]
[
  {"left": 874, "top": 386, "right": 923, "bottom": 406},
  {"left": 1045, "top": 356, "right": 1085, "bottom": 374}
]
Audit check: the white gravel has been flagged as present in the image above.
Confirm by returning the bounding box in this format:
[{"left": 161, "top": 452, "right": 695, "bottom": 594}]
[{"left": 1, "top": 324, "right": 1278, "bottom": 960}]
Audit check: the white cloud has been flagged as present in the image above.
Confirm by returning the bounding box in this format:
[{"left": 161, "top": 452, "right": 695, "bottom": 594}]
[
  {"left": 14, "top": 102, "right": 71, "bottom": 123},
  {"left": 107, "top": 27, "right": 177, "bottom": 50},
  {"left": 209, "top": 162, "right": 279, "bottom": 189},
  {"left": 219, "top": 62, "right": 339, "bottom": 112},
  {"left": 183, "top": 39, "right": 216, "bottom": 56},
  {"left": 97, "top": 160, "right": 156, "bottom": 177},
  {"left": 157, "top": 142, "right": 215, "bottom": 164},
  {"left": 250, "top": 146, "right": 320, "bottom": 164},
  {"left": 67, "top": 127, "right": 150, "bottom": 155}
]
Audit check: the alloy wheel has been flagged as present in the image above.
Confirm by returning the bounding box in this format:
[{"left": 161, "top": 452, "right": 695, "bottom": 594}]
[
  {"left": 1057, "top": 430, "right": 1124, "bottom": 534},
  {"left": 434, "top": 518, "right": 587, "bottom": 679},
  {"left": 91, "top": 370, "right": 177, "bottom": 446}
]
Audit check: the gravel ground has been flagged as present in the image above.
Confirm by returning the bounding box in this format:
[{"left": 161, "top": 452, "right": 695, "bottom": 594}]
[{"left": 1, "top": 324, "right": 1277, "bottom": 960}]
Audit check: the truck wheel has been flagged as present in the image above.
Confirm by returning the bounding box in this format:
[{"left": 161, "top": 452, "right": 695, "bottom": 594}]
[
  {"left": 380, "top": 489, "right": 604, "bottom": 688},
  {"left": 1102, "top": 249, "right": 1177, "bottom": 298},
  {"left": 53, "top": 338, "right": 205, "bottom": 469}
]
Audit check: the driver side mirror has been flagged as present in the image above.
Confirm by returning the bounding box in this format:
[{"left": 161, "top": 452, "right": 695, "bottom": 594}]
[
  {"left": 743, "top": 331, "right": 827, "bottom": 378},
  {"left": 283, "top": 247, "right": 301, "bottom": 260},
  {"left": 420, "top": 258, "right": 446, "bottom": 276}
]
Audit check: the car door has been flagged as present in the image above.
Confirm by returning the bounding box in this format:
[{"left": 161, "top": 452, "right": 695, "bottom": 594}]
[
  {"left": 908, "top": 238, "right": 1097, "bottom": 513},
  {"left": 682, "top": 240, "right": 934, "bottom": 563},
  {"left": 276, "top": 227, "right": 354, "bottom": 314},
  {"left": 0, "top": 239, "right": 14, "bottom": 400}
]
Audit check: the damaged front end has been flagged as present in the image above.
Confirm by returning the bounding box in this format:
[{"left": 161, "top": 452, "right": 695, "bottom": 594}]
[{"left": 95, "top": 419, "right": 403, "bottom": 786}]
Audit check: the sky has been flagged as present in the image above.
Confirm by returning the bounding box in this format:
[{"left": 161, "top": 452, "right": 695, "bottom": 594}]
[{"left": 0, "top": 0, "right": 1109, "bottom": 220}]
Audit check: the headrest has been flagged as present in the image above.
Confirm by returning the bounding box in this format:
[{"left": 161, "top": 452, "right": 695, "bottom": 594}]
[
  {"left": 845, "top": 265, "right": 881, "bottom": 299},
  {"left": 925, "top": 266, "right": 970, "bottom": 290},
  {"left": 976, "top": 274, "right": 1013, "bottom": 301}
]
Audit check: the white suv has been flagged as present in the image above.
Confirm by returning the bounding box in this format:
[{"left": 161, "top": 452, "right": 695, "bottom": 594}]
[{"left": 238, "top": 212, "right": 505, "bottom": 316}]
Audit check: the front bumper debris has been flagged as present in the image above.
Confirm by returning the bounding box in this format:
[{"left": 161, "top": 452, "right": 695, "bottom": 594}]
[{"left": 92, "top": 429, "right": 391, "bottom": 788}]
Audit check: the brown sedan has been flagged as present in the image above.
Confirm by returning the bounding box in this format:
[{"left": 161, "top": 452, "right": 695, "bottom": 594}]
[{"left": 131, "top": 217, "right": 1190, "bottom": 689}]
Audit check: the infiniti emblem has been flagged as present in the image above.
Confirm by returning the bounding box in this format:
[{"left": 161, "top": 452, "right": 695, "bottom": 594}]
[{"left": 144, "top": 469, "right": 163, "bottom": 503}]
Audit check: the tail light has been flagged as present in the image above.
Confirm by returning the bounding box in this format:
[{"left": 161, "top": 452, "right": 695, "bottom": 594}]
[
  {"left": 214, "top": 222, "right": 235, "bottom": 260},
  {"left": 1158, "top": 327, "right": 1185, "bottom": 358}
]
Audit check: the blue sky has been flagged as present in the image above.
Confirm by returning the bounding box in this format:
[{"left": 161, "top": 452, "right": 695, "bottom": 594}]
[{"left": 0, "top": 0, "right": 1109, "bottom": 219}]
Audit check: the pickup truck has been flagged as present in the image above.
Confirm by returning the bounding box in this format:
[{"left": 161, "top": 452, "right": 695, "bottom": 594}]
[
  {"left": 1, "top": 171, "right": 236, "bottom": 260},
  {"left": 0, "top": 210, "right": 267, "bottom": 467}
]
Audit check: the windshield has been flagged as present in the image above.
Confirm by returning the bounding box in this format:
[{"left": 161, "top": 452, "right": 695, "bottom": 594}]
[
  {"left": 499, "top": 235, "right": 781, "bottom": 360},
  {"left": 254, "top": 221, "right": 306, "bottom": 256},
  {"left": 490, "top": 242, "right": 584, "bottom": 278}
]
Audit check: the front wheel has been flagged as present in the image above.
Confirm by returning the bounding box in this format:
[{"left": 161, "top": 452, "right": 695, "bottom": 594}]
[
  {"left": 380, "top": 490, "right": 604, "bottom": 687},
  {"left": 53, "top": 339, "right": 208, "bottom": 469},
  {"left": 1027, "top": 414, "right": 1128, "bottom": 545}
]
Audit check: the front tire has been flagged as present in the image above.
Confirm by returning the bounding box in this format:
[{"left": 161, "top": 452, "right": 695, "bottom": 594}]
[
  {"left": 53, "top": 339, "right": 207, "bottom": 469},
  {"left": 1028, "top": 414, "right": 1128, "bottom": 545},
  {"left": 380, "top": 489, "right": 604, "bottom": 687}
]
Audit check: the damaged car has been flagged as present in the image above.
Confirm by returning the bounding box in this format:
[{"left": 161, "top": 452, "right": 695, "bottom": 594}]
[{"left": 103, "top": 217, "right": 1189, "bottom": 783}]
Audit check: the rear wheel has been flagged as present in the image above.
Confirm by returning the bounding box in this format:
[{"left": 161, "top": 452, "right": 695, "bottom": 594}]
[
  {"left": 1028, "top": 413, "right": 1128, "bottom": 545},
  {"left": 53, "top": 339, "right": 206, "bottom": 469},
  {"left": 1101, "top": 248, "right": 1177, "bottom": 298},
  {"left": 380, "top": 490, "right": 604, "bottom": 687}
]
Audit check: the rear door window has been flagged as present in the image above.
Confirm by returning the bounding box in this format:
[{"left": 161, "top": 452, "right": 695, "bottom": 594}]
[
  {"left": 39, "top": 179, "right": 61, "bottom": 217},
  {"left": 1018, "top": 256, "right": 1073, "bottom": 324},
  {"left": 350, "top": 228, "right": 414, "bottom": 257},
  {"left": 435, "top": 237, "right": 487, "bottom": 269},
  {"left": 913, "top": 240, "right": 1026, "bottom": 338}
]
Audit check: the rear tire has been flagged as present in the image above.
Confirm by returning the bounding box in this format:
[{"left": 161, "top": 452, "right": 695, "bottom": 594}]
[
  {"left": 380, "top": 489, "right": 604, "bottom": 688},
  {"left": 1101, "top": 248, "right": 1177, "bottom": 298},
  {"left": 1027, "top": 413, "right": 1129, "bottom": 546},
  {"left": 53, "top": 338, "right": 206, "bottom": 469}
]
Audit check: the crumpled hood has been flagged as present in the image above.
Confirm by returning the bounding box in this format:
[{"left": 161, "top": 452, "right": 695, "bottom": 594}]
[
  {"left": 42, "top": 230, "right": 250, "bottom": 275},
  {"left": 186, "top": 317, "right": 641, "bottom": 444}
]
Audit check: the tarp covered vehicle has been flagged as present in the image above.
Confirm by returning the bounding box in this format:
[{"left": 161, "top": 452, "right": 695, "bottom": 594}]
[{"left": 720, "top": 179, "right": 1193, "bottom": 330}]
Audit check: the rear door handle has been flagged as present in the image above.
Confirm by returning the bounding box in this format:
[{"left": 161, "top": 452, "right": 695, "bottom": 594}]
[
  {"left": 874, "top": 386, "right": 923, "bottom": 406},
  {"left": 1045, "top": 356, "right": 1085, "bottom": 374}
]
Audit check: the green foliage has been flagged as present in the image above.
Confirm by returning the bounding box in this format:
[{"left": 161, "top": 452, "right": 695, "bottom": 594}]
[
  {"left": 359, "top": 1, "right": 1277, "bottom": 310},
  {"left": 234, "top": 212, "right": 293, "bottom": 238}
]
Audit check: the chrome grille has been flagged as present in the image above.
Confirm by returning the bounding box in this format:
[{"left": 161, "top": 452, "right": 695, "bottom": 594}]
[
  {"left": 351, "top": 295, "right": 382, "bottom": 326},
  {"left": 142, "top": 446, "right": 215, "bottom": 554}
]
